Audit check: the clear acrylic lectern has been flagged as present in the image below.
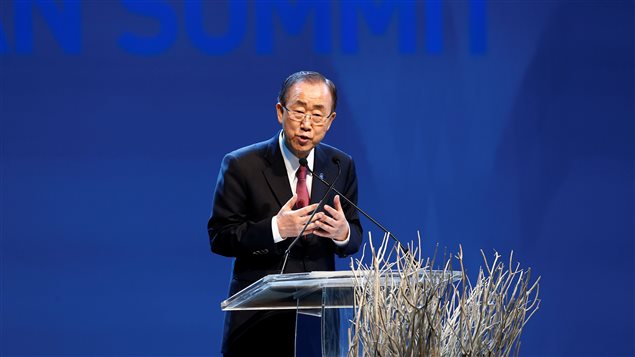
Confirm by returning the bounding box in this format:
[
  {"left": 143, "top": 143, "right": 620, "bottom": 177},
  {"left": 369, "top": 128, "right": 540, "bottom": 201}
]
[{"left": 221, "top": 270, "right": 460, "bottom": 356}]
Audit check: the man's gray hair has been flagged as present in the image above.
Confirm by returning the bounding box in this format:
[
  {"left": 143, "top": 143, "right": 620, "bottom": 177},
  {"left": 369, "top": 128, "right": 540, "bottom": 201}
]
[{"left": 277, "top": 71, "right": 337, "bottom": 112}]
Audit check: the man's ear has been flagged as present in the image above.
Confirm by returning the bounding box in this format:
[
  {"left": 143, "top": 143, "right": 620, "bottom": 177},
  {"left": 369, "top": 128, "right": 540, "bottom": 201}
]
[
  {"left": 276, "top": 103, "right": 284, "bottom": 124},
  {"left": 325, "top": 112, "right": 336, "bottom": 131}
]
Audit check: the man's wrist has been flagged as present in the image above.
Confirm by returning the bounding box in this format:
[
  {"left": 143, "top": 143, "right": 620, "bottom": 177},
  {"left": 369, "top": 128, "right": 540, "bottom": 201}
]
[
  {"left": 271, "top": 216, "right": 284, "bottom": 243},
  {"left": 332, "top": 222, "right": 351, "bottom": 247}
]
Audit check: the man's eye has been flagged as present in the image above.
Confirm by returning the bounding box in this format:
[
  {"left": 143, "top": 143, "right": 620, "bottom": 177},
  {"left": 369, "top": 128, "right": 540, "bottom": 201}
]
[{"left": 312, "top": 113, "right": 324, "bottom": 118}]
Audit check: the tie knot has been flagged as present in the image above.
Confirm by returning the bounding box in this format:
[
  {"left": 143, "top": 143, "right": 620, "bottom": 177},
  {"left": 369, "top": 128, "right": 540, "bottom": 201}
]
[{"left": 296, "top": 165, "right": 307, "bottom": 180}]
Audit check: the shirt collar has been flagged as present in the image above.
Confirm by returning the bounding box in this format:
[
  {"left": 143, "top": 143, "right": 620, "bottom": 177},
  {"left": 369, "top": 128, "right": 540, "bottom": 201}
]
[{"left": 279, "top": 131, "right": 314, "bottom": 176}]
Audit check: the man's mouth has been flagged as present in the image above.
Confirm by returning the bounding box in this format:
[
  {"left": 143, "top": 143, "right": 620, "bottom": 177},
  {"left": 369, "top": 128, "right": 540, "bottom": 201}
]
[{"left": 297, "top": 135, "right": 311, "bottom": 145}]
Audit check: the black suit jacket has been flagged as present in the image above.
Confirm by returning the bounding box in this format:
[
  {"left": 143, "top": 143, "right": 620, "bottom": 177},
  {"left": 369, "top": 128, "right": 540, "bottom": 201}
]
[{"left": 208, "top": 132, "right": 362, "bottom": 355}]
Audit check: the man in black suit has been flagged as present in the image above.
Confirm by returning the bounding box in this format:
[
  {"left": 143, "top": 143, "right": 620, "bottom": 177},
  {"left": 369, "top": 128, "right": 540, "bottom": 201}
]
[{"left": 208, "top": 71, "right": 363, "bottom": 356}]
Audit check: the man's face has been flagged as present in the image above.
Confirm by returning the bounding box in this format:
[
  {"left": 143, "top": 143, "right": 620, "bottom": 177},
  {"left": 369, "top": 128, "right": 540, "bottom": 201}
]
[{"left": 276, "top": 81, "right": 336, "bottom": 158}]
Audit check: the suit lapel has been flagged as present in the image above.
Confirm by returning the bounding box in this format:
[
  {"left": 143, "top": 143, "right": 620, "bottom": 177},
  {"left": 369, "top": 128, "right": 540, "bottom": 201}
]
[{"left": 262, "top": 133, "right": 292, "bottom": 208}]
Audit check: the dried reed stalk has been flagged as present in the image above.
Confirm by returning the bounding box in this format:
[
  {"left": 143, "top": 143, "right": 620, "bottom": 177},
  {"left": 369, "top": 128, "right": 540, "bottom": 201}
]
[{"left": 347, "top": 233, "right": 540, "bottom": 357}]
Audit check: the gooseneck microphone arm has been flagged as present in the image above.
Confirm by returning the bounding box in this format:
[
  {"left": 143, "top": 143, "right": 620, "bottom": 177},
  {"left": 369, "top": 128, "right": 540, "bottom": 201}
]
[
  {"left": 301, "top": 158, "right": 409, "bottom": 254},
  {"left": 280, "top": 158, "right": 342, "bottom": 274}
]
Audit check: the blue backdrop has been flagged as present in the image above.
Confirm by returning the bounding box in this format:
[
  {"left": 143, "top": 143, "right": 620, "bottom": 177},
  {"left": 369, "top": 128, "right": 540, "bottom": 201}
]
[{"left": 1, "top": 1, "right": 633, "bottom": 356}]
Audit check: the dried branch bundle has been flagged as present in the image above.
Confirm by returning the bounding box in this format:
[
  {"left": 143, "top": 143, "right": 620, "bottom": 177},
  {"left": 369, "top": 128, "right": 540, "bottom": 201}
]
[{"left": 347, "top": 233, "right": 540, "bottom": 357}]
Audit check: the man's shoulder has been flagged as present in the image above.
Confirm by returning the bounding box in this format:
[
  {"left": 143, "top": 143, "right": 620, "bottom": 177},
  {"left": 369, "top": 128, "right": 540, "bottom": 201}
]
[
  {"left": 317, "top": 142, "right": 354, "bottom": 163},
  {"left": 224, "top": 135, "right": 277, "bottom": 161}
]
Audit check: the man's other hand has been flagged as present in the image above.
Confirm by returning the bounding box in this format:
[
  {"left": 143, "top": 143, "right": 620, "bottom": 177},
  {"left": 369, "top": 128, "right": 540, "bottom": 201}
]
[{"left": 313, "top": 195, "right": 349, "bottom": 241}]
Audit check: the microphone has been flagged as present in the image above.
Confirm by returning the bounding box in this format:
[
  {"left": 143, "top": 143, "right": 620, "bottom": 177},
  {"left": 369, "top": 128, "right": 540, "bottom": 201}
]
[
  {"left": 280, "top": 158, "right": 342, "bottom": 274},
  {"left": 301, "top": 157, "right": 409, "bottom": 254}
]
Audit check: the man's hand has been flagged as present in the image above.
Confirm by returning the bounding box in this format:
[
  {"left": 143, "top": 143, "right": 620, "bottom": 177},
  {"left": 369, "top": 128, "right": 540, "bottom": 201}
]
[
  {"left": 276, "top": 194, "right": 319, "bottom": 238},
  {"left": 313, "top": 195, "right": 349, "bottom": 241}
]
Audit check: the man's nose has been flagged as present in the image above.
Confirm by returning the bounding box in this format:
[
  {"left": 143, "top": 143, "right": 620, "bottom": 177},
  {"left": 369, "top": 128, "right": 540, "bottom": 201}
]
[{"left": 299, "top": 117, "right": 312, "bottom": 130}]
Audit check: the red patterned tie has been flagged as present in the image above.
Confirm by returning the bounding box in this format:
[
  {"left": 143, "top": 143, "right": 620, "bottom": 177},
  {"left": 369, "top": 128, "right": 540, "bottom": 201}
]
[{"left": 295, "top": 165, "right": 309, "bottom": 209}]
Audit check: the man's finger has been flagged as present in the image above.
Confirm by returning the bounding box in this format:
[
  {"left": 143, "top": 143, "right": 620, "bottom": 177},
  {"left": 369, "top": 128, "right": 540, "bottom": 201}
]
[
  {"left": 313, "top": 212, "right": 325, "bottom": 221},
  {"left": 319, "top": 215, "right": 335, "bottom": 227},
  {"left": 323, "top": 204, "right": 340, "bottom": 218},
  {"left": 316, "top": 218, "right": 335, "bottom": 233},
  {"left": 297, "top": 203, "right": 319, "bottom": 215},
  {"left": 284, "top": 194, "right": 298, "bottom": 210},
  {"left": 305, "top": 222, "right": 318, "bottom": 232},
  {"left": 312, "top": 226, "right": 333, "bottom": 237},
  {"left": 333, "top": 195, "right": 344, "bottom": 212}
]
